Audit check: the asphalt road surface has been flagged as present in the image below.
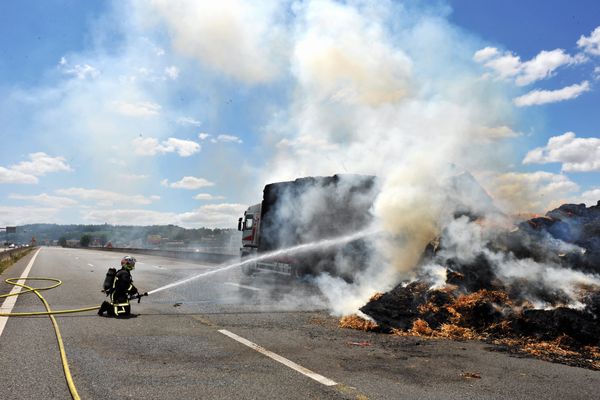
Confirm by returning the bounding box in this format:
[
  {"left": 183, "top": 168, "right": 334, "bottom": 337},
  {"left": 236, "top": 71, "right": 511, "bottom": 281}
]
[{"left": 0, "top": 247, "right": 598, "bottom": 399}]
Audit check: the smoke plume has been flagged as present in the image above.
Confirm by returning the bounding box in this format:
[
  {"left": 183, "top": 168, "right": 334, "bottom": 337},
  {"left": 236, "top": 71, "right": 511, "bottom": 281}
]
[{"left": 142, "top": 1, "right": 598, "bottom": 315}]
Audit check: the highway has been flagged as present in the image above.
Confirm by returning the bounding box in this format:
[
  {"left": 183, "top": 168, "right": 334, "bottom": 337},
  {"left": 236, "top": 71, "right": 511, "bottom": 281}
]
[{"left": 0, "top": 247, "right": 598, "bottom": 399}]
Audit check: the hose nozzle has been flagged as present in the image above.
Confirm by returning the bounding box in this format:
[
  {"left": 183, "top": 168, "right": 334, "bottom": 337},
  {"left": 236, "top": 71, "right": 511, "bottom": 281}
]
[{"left": 129, "top": 292, "right": 148, "bottom": 303}]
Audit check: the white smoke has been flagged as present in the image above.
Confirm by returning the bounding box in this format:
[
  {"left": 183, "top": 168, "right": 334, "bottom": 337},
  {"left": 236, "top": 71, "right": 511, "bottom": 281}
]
[
  {"left": 145, "top": 0, "right": 288, "bottom": 84},
  {"left": 433, "top": 215, "right": 600, "bottom": 308},
  {"left": 140, "top": 1, "right": 590, "bottom": 314},
  {"left": 258, "top": 1, "right": 518, "bottom": 314}
]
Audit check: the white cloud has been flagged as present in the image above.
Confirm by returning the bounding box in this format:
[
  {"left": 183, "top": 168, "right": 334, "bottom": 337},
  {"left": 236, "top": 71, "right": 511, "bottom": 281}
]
[
  {"left": 81, "top": 203, "right": 245, "bottom": 228},
  {"left": 0, "top": 206, "right": 61, "bottom": 226},
  {"left": 473, "top": 46, "right": 499, "bottom": 63},
  {"left": 118, "top": 65, "right": 182, "bottom": 83},
  {"left": 577, "top": 26, "right": 600, "bottom": 56},
  {"left": 132, "top": 137, "right": 162, "bottom": 156},
  {"left": 55, "top": 187, "right": 160, "bottom": 206},
  {"left": 193, "top": 193, "right": 225, "bottom": 201},
  {"left": 480, "top": 50, "right": 521, "bottom": 80},
  {"left": 113, "top": 101, "right": 162, "bottom": 117},
  {"left": 523, "top": 132, "right": 600, "bottom": 172},
  {"left": 82, "top": 208, "right": 178, "bottom": 226},
  {"left": 517, "top": 49, "right": 584, "bottom": 86},
  {"left": 0, "top": 167, "right": 38, "bottom": 184},
  {"left": 12, "top": 152, "right": 72, "bottom": 176},
  {"left": 165, "top": 176, "right": 215, "bottom": 190},
  {"left": 199, "top": 133, "right": 242, "bottom": 144},
  {"left": 475, "top": 47, "right": 583, "bottom": 86},
  {"left": 9, "top": 193, "right": 78, "bottom": 208},
  {"left": 177, "top": 116, "right": 202, "bottom": 126},
  {"left": 513, "top": 81, "right": 590, "bottom": 107},
  {"left": 59, "top": 57, "right": 100, "bottom": 79},
  {"left": 178, "top": 203, "right": 246, "bottom": 227},
  {"left": 164, "top": 65, "right": 179, "bottom": 79},
  {"left": 162, "top": 137, "right": 201, "bottom": 156},
  {"left": 0, "top": 153, "right": 71, "bottom": 184},
  {"left": 118, "top": 173, "right": 149, "bottom": 181},
  {"left": 486, "top": 171, "right": 579, "bottom": 213},
  {"left": 580, "top": 188, "right": 600, "bottom": 206},
  {"left": 132, "top": 137, "right": 200, "bottom": 157},
  {"left": 216, "top": 134, "right": 242, "bottom": 143}
]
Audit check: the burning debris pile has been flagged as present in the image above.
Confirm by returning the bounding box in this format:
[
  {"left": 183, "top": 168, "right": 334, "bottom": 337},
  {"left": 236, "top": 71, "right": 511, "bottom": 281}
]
[{"left": 346, "top": 202, "right": 600, "bottom": 370}]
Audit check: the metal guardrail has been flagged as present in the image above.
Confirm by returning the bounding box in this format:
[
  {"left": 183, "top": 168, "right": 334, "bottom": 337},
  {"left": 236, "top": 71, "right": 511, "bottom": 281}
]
[{"left": 76, "top": 246, "right": 237, "bottom": 264}]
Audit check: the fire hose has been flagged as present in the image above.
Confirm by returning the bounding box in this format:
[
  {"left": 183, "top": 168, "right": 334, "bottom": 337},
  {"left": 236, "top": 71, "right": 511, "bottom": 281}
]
[{"left": 0, "top": 277, "right": 146, "bottom": 400}]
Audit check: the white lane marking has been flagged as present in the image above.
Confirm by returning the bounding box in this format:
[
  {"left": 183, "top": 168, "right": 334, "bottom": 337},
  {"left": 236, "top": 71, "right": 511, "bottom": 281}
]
[
  {"left": 0, "top": 248, "right": 41, "bottom": 338},
  {"left": 87, "top": 263, "right": 94, "bottom": 267},
  {"left": 223, "top": 282, "right": 262, "bottom": 292},
  {"left": 219, "top": 329, "right": 337, "bottom": 387}
]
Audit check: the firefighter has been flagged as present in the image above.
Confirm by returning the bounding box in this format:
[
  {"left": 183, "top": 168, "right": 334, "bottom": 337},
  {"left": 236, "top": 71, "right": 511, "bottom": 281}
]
[{"left": 98, "top": 256, "right": 140, "bottom": 318}]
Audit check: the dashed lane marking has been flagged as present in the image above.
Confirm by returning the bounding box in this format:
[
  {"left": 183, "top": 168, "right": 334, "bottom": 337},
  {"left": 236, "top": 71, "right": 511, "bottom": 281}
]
[
  {"left": 223, "top": 282, "right": 262, "bottom": 292},
  {"left": 87, "top": 263, "right": 94, "bottom": 267},
  {"left": 219, "top": 329, "right": 338, "bottom": 387}
]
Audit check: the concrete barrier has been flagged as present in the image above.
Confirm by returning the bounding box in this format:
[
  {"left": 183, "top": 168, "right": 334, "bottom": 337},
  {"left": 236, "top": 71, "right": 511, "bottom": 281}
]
[
  {"left": 0, "top": 247, "right": 36, "bottom": 267},
  {"left": 76, "top": 246, "right": 237, "bottom": 264}
]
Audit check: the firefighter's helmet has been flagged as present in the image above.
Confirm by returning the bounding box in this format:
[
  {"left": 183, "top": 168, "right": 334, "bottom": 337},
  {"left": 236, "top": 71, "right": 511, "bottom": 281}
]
[{"left": 121, "top": 255, "right": 136, "bottom": 271}]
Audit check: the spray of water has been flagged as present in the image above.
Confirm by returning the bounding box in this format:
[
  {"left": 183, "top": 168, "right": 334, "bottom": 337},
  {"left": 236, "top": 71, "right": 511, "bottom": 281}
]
[{"left": 147, "top": 228, "right": 378, "bottom": 296}]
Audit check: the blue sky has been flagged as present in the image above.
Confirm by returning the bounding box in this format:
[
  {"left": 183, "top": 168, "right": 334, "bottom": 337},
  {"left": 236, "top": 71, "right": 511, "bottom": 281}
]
[{"left": 1, "top": 0, "right": 599, "bottom": 227}]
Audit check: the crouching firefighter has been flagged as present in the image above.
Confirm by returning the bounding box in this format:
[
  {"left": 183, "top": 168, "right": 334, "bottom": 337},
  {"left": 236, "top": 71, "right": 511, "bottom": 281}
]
[{"left": 98, "top": 256, "right": 147, "bottom": 317}]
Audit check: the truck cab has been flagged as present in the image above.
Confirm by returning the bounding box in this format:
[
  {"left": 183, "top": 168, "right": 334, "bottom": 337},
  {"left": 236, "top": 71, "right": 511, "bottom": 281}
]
[
  {"left": 238, "top": 203, "right": 261, "bottom": 274},
  {"left": 238, "top": 202, "right": 295, "bottom": 276}
]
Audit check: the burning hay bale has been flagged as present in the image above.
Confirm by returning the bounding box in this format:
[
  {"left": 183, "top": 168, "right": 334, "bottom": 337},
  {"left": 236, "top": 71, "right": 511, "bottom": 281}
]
[
  {"left": 353, "top": 282, "right": 600, "bottom": 369},
  {"left": 343, "top": 202, "right": 600, "bottom": 370},
  {"left": 357, "top": 280, "right": 600, "bottom": 367}
]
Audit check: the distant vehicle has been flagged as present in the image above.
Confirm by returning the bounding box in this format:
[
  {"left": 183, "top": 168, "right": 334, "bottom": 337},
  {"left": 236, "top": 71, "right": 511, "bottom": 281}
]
[
  {"left": 8, "top": 243, "right": 16, "bottom": 249},
  {"left": 237, "top": 174, "right": 377, "bottom": 280}
]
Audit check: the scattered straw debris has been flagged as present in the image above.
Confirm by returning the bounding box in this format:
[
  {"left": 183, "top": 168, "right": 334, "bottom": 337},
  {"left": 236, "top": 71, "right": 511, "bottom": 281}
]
[
  {"left": 461, "top": 372, "right": 481, "bottom": 379},
  {"left": 438, "top": 324, "right": 479, "bottom": 340},
  {"left": 491, "top": 338, "right": 600, "bottom": 370},
  {"left": 339, "top": 314, "right": 379, "bottom": 332},
  {"left": 347, "top": 341, "right": 371, "bottom": 347},
  {"left": 410, "top": 319, "right": 433, "bottom": 336}
]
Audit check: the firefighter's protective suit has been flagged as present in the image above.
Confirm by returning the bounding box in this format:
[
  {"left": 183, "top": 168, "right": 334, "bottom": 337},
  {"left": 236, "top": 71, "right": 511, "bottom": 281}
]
[{"left": 98, "top": 256, "right": 139, "bottom": 317}]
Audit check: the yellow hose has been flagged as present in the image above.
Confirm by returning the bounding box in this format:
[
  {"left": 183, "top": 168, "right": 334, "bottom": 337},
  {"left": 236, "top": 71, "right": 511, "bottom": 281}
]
[{"left": 0, "top": 277, "right": 101, "bottom": 400}]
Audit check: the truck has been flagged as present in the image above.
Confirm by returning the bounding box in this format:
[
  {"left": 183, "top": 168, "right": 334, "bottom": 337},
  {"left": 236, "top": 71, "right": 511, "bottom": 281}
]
[{"left": 237, "top": 174, "right": 378, "bottom": 280}]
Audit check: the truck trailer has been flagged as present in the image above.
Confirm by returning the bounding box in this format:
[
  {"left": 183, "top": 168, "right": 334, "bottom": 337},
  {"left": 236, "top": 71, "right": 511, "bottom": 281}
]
[{"left": 238, "top": 174, "right": 378, "bottom": 280}]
